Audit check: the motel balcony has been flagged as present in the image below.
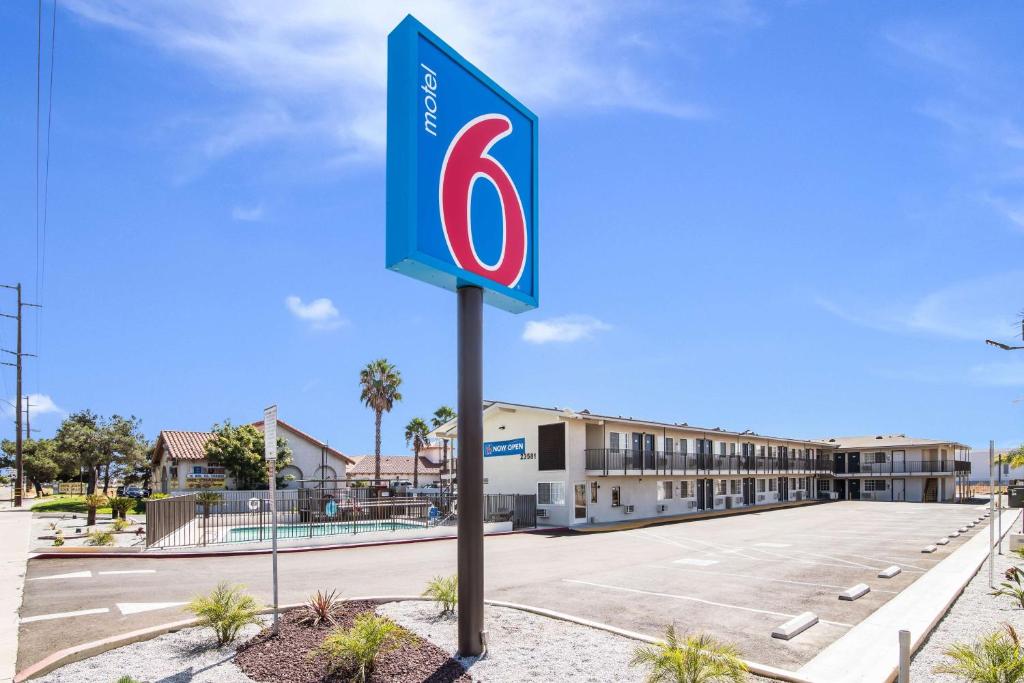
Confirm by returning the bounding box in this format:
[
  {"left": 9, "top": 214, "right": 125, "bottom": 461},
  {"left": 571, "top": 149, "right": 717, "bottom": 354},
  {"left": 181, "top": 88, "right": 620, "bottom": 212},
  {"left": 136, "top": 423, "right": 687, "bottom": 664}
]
[
  {"left": 834, "top": 460, "right": 971, "bottom": 476},
  {"left": 583, "top": 449, "right": 835, "bottom": 477}
]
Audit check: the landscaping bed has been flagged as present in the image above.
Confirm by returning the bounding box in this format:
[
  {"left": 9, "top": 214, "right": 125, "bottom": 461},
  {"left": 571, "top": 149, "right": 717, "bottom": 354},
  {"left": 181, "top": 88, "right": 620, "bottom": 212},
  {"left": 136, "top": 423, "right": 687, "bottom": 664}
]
[{"left": 236, "top": 600, "right": 469, "bottom": 683}]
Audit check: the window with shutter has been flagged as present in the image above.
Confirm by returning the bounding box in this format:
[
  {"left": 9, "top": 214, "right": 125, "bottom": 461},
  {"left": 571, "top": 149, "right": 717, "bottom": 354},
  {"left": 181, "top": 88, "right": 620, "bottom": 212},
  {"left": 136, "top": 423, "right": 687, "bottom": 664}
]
[{"left": 538, "top": 422, "right": 566, "bottom": 471}]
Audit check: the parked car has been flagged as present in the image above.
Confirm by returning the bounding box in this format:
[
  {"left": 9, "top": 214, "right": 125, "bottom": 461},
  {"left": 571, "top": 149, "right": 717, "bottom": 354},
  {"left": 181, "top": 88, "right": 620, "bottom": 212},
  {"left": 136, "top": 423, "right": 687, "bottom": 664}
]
[{"left": 123, "top": 486, "right": 149, "bottom": 499}]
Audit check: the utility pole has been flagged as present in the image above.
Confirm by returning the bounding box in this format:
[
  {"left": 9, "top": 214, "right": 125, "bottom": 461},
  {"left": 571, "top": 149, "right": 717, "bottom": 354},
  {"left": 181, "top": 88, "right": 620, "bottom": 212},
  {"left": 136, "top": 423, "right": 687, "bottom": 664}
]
[{"left": 1, "top": 283, "right": 41, "bottom": 507}]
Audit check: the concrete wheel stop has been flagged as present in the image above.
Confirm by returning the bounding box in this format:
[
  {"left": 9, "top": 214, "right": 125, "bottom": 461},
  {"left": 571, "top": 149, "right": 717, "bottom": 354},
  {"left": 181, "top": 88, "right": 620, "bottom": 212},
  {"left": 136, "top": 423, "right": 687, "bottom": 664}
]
[
  {"left": 772, "top": 612, "right": 819, "bottom": 640},
  {"left": 878, "top": 565, "right": 901, "bottom": 578},
  {"left": 838, "top": 583, "right": 870, "bottom": 601}
]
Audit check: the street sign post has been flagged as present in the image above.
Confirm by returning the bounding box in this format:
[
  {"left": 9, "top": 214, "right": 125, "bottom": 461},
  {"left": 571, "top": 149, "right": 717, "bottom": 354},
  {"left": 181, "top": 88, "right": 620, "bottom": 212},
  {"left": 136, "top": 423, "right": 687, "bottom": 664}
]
[
  {"left": 386, "top": 15, "right": 538, "bottom": 657},
  {"left": 264, "top": 404, "right": 280, "bottom": 633}
]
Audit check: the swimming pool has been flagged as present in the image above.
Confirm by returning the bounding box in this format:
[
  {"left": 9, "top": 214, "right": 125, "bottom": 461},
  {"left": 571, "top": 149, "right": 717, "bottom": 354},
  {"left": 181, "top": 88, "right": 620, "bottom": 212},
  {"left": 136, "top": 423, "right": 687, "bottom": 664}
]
[{"left": 225, "top": 520, "right": 426, "bottom": 543}]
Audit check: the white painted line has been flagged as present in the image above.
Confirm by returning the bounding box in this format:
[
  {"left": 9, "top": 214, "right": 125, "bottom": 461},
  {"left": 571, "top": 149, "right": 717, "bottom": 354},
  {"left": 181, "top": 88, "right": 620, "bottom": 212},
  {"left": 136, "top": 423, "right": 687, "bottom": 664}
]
[
  {"left": 838, "top": 584, "right": 870, "bottom": 601},
  {"left": 936, "top": 538, "right": 949, "bottom": 546},
  {"left": 753, "top": 542, "right": 792, "bottom": 548},
  {"left": 772, "top": 612, "right": 819, "bottom": 640},
  {"left": 564, "top": 579, "right": 852, "bottom": 627},
  {"left": 116, "top": 602, "right": 187, "bottom": 616},
  {"left": 673, "top": 558, "right": 719, "bottom": 567},
  {"left": 878, "top": 566, "right": 902, "bottom": 578},
  {"left": 28, "top": 571, "right": 92, "bottom": 581},
  {"left": 921, "top": 545, "right": 937, "bottom": 554},
  {"left": 653, "top": 566, "right": 899, "bottom": 594},
  {"left": 20, "top": 608, "right": 109, "bottom": 623},
  {"left": 98, "top": 570, "right": 157, "bottom": 576}
]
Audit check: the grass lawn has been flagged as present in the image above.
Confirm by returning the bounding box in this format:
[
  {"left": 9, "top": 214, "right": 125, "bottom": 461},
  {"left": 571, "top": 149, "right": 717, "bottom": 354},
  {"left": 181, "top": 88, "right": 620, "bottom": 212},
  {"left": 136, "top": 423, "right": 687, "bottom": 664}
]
[{"left": 31, "top": 495, "right": 140, "bottom": 515}]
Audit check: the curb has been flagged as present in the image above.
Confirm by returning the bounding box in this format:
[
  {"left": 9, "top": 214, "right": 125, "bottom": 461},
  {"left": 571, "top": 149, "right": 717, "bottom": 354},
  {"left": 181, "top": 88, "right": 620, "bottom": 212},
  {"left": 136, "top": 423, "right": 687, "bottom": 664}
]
[
  {"left": 16, "top": 595, "right": 812, "bottom": 682},
  {"left": 569, "top": 499, "right": 824, "bottom": 534},
  {"left": 29, "top": 526, "right": 568, "bottom": 560}
]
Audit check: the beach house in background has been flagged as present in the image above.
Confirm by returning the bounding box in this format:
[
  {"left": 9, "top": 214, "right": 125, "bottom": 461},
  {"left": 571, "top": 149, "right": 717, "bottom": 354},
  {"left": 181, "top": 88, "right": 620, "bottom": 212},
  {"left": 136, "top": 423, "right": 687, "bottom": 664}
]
[{"left": 151, "top": 418, "right": 353, "bottom": 493}]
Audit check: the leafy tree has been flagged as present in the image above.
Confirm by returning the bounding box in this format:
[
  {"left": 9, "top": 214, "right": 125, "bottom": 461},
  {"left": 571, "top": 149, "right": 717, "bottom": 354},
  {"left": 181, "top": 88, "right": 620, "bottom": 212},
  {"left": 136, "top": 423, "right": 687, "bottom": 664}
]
[
  {"left": 431, "top": 406, "right": 456, "bottom": 495},
  {"left": 97, "top": 415, "right": 148, "bottom": 494},
  {"left": 54, "top": 410, "right": 104, "bottom": 494},
  {"left": 204, "top": 421, "right": 291, "bottom": 489},
  {"left": 359, "top": 359, "right": 402, "bottom": 485},
  {"left": 404, "top": 417, "right": 429, "bottom": 489},
  {"left": 2, "top": 438, "right": 59, "bottom": 496}
]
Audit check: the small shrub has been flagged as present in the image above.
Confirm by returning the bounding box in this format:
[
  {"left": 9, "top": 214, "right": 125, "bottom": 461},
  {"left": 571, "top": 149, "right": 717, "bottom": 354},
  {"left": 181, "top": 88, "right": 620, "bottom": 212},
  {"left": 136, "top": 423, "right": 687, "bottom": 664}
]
[
  {"left": 85, "top": 493, "right": 109, "bottom": 510},
  {"left": 934, "top": 624, "right": 1024, "bottom": 682},
  {"left": 299, "top": 589, "right": 341, "bottom": 627},
  {"left": 112, "top": 518, "right": 130, "bottom": 532},
  {"left": 630, "top": 624, "right": 748, "bottom": 683},
  {"left": 52, "top": 531, "right": 64, "bottom": 547},
  {"left": 86, "top": 530, "right": 115, "bottom": 546},
  {"left": 139, "top": 493, "right": 168, "bottom": 512},
  {"left": 108, "top": 496, "right": 134, "bottom": 519},
  {"left": 317, "top": 613, "right": 412, "bottom": 682},
  {"left": 115, "top": 677, "right": 142, "bottom": 683},
  {"left": 992, "top": 568, "right": 1024, "bottom": 609},
  {"left": 187, "top": 582, "right": 262, "bottom": 647},
  {"left": 422, "top": 575, "right": 458, "bottom": 615}
]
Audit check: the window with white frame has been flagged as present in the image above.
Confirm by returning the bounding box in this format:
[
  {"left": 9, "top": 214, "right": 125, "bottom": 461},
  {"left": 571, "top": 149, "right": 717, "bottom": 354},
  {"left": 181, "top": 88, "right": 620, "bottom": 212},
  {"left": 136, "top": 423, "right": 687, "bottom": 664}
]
[
  {"left": 817, "top": 479, "right": 830, "bottom": 492},
  {"left": 768, "top": 478, "right": 777, "bottom": 491},
  {"left": 874, "top": 452, "right": 886, "bottom": 464},
  {"left": 590, "top": 481, "right": 598, "bottom": 504},
  {"left": 611, "top": 486, "right": 621, "bottom": 507},
  {"left": 665, "top": 437, "right": 674, "bottom": 454},
  {"left": 680, "top": 480, "right": 690, "bottom": 497},
  {"left": 757, "top": 479, "right": 766, "bottom": 493},
  {"left": 719, "top": 442, "right": 727, "bottom": 456},
  {"left": 680, "top": 438, "right": 688, "bottom": 455},
  {"left": 716, "top": 480, "right": 727, "bottom": 495},
  {"left": 729, "top": 443, "right": 737, "bottom": 456},
  {"left": 657, "top": 481, "right": 673, "bottom": 500},
  {"left": 609, "top": 432, "right": 620, "bottom": 450},
  {"left": 730, "top": 479, "right": 739, "bottom": 494},
  {"left": 537, "top": 482, "right": 565, "bottom": 506},
  {"left": 864, "top": 480, "right": 887, "bottom": 491},
  {"left": 790, "top": 477, "right": 796, "bottom": 489}
]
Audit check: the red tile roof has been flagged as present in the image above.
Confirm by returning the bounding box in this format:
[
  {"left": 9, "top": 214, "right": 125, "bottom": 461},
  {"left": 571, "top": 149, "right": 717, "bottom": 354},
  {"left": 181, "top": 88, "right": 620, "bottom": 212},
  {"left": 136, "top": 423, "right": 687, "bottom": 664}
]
[
  {"left": 347, "top": 455, "right": 441, "bottom": 477},
  {"left": 154, "top": 431, "right": 214, "bottom": 462}
]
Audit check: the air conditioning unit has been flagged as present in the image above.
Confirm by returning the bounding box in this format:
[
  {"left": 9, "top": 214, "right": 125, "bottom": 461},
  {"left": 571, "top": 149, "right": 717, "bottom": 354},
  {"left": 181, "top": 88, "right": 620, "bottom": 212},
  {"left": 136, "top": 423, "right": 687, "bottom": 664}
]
[
  {"left": 623, "top": 505, "right": 635, "bottom": 514},
  {"left": 687, "top": 501, "right": 697, "bottom": 510},
  {"left": 536, "top": 508, "right": 549, "bottom": 519},
  {"left": 757, "top": 494, "right": 766, "bottom": 502},
  {"left": 657, "top": 504, "right": 667, "bottom": 512}
]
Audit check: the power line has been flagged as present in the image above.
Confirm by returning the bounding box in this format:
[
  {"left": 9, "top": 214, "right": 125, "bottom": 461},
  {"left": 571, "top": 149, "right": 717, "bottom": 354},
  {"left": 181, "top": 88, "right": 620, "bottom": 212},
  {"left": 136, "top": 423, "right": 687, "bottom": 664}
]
[
  {"left": 34, "top": 0, "right": 41, "bottom": 299},
  {"left": 37, "top": 0, "right": 58, "bottom": 397}
]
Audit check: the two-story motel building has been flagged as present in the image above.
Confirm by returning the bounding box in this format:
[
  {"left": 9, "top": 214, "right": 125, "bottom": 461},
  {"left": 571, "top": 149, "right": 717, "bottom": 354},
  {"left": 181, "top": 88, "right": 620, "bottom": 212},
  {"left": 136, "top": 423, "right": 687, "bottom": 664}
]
[{"left": 430, "top": 401, "right": 971, "bottom": 527}]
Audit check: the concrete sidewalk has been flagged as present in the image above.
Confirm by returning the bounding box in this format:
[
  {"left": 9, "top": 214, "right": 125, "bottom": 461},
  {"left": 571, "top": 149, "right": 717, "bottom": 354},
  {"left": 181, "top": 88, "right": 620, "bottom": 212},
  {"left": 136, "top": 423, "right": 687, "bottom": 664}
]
[
  {"left": 0, "top": 509, "right": 34, "bottom": 683},
  {"left": 798, "top": 507, "right": 1020, "bottom": 683}
]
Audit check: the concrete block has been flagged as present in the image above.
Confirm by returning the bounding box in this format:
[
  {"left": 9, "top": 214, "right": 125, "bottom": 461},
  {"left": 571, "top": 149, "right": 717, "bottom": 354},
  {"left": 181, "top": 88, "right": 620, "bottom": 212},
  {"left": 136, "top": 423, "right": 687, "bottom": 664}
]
[
  {"left": 838, "top": 583, "right": 870, "bottom": 601},
  {"left": 936, "top": 538, "right": 949, "bottom": 545},
  {"left": 772, "top": 611, "right": 819, "bottom": 640},
  {"left": 967, "top": 522, "right": 976, "bottom": 528},
  {"left": 878, "top": 565, "right": 902, "bottom": 578},
  {"left": 958, "top": 526, "right": 968, "bottom": 533},
  {"left": 922, "top": 545, "right": 937, "bottom": 553},
  {"left": 950, "top": 531, "right": 960, "bottom": 537}
]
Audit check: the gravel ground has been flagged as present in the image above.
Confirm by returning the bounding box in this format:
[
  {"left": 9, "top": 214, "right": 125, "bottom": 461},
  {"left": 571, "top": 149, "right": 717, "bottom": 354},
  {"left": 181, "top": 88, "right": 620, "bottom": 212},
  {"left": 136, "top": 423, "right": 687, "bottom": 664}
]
[
  {"left": 34, "top": 617, "right": 268, "bottom": 683},
  {"left": 378, "top": 601, "right": 776, "bottom": 683},
  {"left": 911, "top": 533, "right": 1024, "bottom": 680},
  {"left": 32, "top": 513, "right": 146, "bottom": 549}
]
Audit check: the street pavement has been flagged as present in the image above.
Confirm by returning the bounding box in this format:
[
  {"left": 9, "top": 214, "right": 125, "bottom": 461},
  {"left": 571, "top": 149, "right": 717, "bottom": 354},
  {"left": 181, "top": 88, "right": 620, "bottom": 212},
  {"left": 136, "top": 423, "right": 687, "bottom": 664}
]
[{"left": 17, "top": 500, "right": 991, "bottom": 674}]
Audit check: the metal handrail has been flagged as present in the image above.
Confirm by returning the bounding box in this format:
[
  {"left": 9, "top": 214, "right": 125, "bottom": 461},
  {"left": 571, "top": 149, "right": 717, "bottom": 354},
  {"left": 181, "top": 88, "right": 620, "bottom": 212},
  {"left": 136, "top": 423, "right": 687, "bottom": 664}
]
[{"left": 583, "top": 449, "right": 835, "bottom": 475}]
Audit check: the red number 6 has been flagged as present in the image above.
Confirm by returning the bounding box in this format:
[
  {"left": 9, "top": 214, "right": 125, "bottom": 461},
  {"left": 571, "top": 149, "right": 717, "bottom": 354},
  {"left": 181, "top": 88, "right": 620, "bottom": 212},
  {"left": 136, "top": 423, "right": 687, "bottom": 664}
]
[{"left": 439, "top": 114, "right": 527, "bottom": 288}]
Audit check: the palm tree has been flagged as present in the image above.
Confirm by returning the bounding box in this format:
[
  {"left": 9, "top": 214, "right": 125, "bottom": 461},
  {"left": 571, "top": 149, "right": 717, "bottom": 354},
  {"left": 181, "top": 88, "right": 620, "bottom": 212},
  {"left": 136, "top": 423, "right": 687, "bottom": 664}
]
[
  {"left": 934, "top": 624, "right": 1024, "bottom": 682},
  {"left": 630, "top": 625, "right": 748, "bottom": 683},
  {"left": 359, "top": 359, "right": 403, "bottom": 487},
  {"left": 431, "top": 406, "right": 456, "bottom": 495},
  {"left": 405, "top": 418, "right": 430, "bottom": 489}
]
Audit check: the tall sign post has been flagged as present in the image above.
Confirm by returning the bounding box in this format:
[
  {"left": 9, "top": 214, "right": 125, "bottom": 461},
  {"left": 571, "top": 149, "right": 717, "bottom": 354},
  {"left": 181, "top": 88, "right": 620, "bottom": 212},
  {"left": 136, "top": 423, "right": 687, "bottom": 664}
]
[
  {"left": 264, "top": 404, "right": 280, "bottom": 633},
  {"left": 989, "top": 440, "right": 995, "bottom": 588},
  {"left": 386, "top": 15, "right": 539, "bottom": 656}
]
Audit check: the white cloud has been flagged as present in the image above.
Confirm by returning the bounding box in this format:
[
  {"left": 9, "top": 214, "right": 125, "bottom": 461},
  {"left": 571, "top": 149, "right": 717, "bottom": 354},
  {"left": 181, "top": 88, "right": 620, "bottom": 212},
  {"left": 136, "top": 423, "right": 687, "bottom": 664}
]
[
  {"left": 816, "top": 271, "right": 1024, "bottom": 342},
  {"left": 231, "top": 203, "right": 265, "bottom": 222},
  {"left": 1, "top": 394, "right": 63, "bottom": 419},
  {"left": 62, "top": 1, "right": 753, "bottom": 166},
  {"left": 522, "top": 315, "right": 610, "bottom": 344},
  {"left": 285, "top": 295, "right": 345, "bottom": 331}
]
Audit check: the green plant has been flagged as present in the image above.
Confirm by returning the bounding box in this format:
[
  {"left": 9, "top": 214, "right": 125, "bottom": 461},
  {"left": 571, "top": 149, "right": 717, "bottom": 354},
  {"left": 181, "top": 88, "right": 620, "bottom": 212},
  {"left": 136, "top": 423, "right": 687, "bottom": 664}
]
[
  {"left": 195, "top": 491, "right": 223, "bottom": 519},
  {"left": 52, "top": 531, "right": 64, "bottom": 547},
  {"left": 299, "top": 589, "right": 341, "bottom": 627},
  {"left": 992, "top": 567, "right": 1024, "bottom": 609},
  {"left": 86, "top": 530, "right": 115, "bottom": 546},
  {"left": 108, "top": 496, "right": 134, "bottom": 519},
  {"left": 112, "top": 518, "right": 130, "bottom": 532},
  {"left": 114, "top": 677, "right": 142, "bottom": 683},
  {"left": 422, "top": 575, "right": 458, "bottom": 616},
  {"left": 630, "top": 624, "right": 748, "bottom": 683},
  {"left": 187, "top": 582, "right": 262, "bottom": 647},
  {"left": 84, "top": 493, "right": 108, "bottom": 526},
  {"left": 934, "top": 624, "right": 1024, "bottom": 682},
  {"left": 317, "top": 613, "right": 412, "bottom": 682}
]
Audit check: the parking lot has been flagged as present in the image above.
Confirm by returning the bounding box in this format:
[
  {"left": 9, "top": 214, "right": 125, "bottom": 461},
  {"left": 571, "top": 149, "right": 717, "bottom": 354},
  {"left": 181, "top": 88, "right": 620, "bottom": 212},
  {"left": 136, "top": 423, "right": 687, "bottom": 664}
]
[{"left": 18, "top": 500, "right": 991, "bottom": 673}]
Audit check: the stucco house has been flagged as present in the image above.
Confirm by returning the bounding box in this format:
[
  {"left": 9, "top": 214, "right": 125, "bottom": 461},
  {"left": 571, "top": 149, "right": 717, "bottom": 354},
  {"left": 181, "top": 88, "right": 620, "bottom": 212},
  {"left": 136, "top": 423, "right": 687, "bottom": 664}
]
[
  {"left": 346, "top": 454, "right": 443, "bottom": 485},
  {"left": 152, "top": 418, "right": 353, "bottom": 492}
]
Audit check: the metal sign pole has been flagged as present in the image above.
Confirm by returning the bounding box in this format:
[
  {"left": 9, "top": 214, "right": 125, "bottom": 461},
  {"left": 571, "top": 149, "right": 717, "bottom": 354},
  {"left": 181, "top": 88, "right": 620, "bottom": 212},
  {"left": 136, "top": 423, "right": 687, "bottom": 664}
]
[
  {"left": 264, "top": 405, "right": 280, "bottom": 634},
  {"left": 989, "top": 440, "right": 995, "bottom": 589},
  {"left": 457, "top": 286, "right": 484, "bottom": 656}
]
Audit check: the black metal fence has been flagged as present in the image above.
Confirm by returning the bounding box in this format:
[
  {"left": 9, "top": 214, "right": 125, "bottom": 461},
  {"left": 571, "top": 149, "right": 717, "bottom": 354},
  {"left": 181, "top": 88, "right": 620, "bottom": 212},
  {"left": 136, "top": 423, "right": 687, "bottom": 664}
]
[
  {"left": 584, "top": 449, "right": 835, "bottom": 476},
  {"left": 843, "top": 460, "right": 971, "bottom": 475},
  {"left": 145, "top": 487, "right": 537, "bottom": 548}
]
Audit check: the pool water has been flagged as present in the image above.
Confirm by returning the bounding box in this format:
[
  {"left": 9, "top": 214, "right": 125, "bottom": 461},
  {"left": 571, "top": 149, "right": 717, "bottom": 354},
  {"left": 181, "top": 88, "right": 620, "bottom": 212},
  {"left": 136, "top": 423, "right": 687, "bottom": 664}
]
[{"left": 225, "top": 520, "right": 425, "bottom": 543}]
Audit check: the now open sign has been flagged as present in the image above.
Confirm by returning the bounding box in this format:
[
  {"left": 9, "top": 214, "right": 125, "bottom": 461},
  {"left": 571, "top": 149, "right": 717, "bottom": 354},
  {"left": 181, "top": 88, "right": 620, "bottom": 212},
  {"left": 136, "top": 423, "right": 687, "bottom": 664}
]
[
  {"left": 483, "top": 438, "right": 526, "bottom": 458},
  {"left": 386, "top": 15, "right": 539, "bottom": 313}
]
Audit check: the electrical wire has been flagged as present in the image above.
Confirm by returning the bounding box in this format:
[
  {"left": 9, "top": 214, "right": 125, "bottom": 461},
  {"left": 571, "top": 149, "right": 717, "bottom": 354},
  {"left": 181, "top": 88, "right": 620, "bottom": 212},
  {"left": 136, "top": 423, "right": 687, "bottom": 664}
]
[{"left": 36, "top": 0, "right": 57, "bottom": 399}]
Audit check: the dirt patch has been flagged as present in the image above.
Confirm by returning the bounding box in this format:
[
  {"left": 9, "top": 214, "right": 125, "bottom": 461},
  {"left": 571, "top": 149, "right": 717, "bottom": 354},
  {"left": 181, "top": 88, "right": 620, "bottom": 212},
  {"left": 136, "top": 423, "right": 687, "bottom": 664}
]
[{"left": 235, "top": 600, "right": 469, "bottom": 683}]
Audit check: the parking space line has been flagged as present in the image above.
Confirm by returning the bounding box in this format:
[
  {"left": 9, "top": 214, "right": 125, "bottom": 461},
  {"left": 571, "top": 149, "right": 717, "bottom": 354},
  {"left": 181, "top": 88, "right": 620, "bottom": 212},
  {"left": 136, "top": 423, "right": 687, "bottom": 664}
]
[
  {"left": 646, "top": 565, "right": 899, "bottom": 594},
  {"left": 20, "top": 608, "right": 109, "bottom": 623},
  {"left": 564, "top": 579, "right": 854, "bottom": 628},
  {"left": 98, "top": 570, "right": 157, "bottom": 575},
  {"left": 27, "top": 571, "right": 92, "bottom": 581}
]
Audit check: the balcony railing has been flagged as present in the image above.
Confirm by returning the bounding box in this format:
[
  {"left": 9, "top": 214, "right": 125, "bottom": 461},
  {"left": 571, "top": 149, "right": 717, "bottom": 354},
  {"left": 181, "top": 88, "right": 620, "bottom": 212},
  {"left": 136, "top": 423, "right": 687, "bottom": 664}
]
[
  {"left": 584, "top": 449, "right": 834, "bottom": 476},
  {"left": 838, "top": 460, "right": 971, "bottom": 475}
]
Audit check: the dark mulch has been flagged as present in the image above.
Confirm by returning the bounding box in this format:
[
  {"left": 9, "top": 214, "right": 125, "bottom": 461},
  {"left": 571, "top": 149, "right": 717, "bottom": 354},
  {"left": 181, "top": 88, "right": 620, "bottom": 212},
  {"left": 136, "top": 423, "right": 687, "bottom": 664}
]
[{"left": 235, "top": 600, "right": 470, "bottom": 683}]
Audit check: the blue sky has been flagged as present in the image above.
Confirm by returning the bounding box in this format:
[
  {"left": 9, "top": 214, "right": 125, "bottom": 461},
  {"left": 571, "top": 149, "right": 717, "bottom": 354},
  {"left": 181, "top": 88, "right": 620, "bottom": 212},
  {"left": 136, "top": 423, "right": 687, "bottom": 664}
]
[{"left": 1, "top": 1, "right": 1022, "bottom": 455}]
